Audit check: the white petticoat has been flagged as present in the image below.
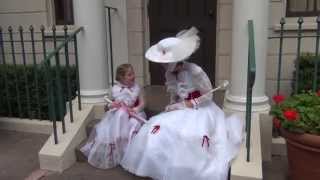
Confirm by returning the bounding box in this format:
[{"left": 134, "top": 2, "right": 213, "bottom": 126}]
[
  {"left": 120, "top": 102, "right": 243, "bottom": 180},
  {"left": 81, "top": 108, "right": 146, "bottom": 169}
]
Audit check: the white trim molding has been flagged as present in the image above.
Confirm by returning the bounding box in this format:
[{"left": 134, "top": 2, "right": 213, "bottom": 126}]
[
  {"left": 80, "top": 89, "right": 109, "bottom": 104},
  {"left": 224, "top": 91, "right": 270, "bottom": 112}
]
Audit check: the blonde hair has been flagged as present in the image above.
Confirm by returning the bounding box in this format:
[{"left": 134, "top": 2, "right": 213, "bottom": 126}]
[{"left": 115, "top": 63, "right": 133, "bottom": 82}]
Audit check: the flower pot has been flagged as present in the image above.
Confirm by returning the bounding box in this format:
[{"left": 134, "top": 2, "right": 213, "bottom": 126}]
[{"left": 280, "top": 128, "right": 320, "bottom": 180}]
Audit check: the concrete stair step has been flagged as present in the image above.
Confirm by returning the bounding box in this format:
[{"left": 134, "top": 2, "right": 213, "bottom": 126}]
[
  {"left": 75, "top": 118, "right": 101, "bottom": 163},
  {"left": 86, "top": 118, "right": 101, "bottom": 137},
  {"left": 75, "top": 139, "right": 88, "bottom": 162}
]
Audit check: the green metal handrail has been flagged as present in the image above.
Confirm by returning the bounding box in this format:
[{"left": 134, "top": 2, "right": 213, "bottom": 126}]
[
  {"left": 42, "top": 27, "right": 83, "bottom": 64},
  {"left": 41, "top": 26, "right": 83, "bottom": 144},
  {"left": 105, "top": 6, "right": 117, "bottom": 86},
  {"left": 246, "top": 20, "right": 256, "bottom": 162}
]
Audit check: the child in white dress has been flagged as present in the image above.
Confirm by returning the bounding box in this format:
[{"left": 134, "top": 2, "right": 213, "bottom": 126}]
[
  {"left": 81, "top": 64, "right": 146, "bottom": 169},
  {"left": 121, "top": 27, "right": 244, "bottom": 180}
]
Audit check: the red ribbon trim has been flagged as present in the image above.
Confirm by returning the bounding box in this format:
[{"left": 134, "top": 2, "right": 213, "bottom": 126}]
[{"left": 151, "top": 125, "right": 160, "bottom": 134}]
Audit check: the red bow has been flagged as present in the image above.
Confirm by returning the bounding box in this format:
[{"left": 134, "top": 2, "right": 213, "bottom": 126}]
[
  {"left": 151, "top": 125, "right": 160, "bottom": 134},
  {"left": 107, "top": 143, "right": 116, "bottom": 160},
  {"left": 202, "top": 135, "right": 210, "bottom": 148}
]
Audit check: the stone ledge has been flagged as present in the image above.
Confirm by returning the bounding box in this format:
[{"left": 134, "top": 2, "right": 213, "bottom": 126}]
[
  {"left": 272, "top": 137, "right": 287, "bottom": 156},
  {"left": 231, "top": 113, "right": 263, "bottom": 180},
  {"left": 39, "top": 103, "right": 94, "bottom": 172},
  {"left": 0, "top": 117, "right": 52, "bottom": 135}
]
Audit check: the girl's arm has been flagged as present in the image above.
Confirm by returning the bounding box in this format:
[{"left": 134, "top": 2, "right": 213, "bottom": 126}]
[{"left": 132, "top": 91, "right": 145, "bottom": 113}]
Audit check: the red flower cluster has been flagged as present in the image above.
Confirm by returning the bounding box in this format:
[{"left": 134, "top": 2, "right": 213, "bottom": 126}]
[
  {"left": 283, "top": 109, "right": 299, "bottom": 121},
  {"left": 272, "top": 94, "right": 285, "bottom": 104},
  {"left": 317, "top": 90, "right": 320, "bottom": 97}
]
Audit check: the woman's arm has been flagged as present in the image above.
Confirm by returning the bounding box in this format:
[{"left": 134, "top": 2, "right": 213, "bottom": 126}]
[{"left": 188, "top": 63, "right": 213, "bottom": 107}]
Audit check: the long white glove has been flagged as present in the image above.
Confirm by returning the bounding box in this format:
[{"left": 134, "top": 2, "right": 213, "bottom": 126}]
[
  {"left": 192, "top": 80, "right": 229, "bottom": 107},
  {"left": 165, "top": 101, "right": 186, "bottom": 112}
]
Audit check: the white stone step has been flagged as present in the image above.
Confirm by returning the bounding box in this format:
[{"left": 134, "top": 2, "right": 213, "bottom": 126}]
[{"left": 230, "top": 113, "right": 263, "bottom": 180}]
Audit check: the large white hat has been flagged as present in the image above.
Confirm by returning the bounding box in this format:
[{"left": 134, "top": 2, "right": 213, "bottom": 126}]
[{"left": 145, "top": 27, "right": 200, "bottom": 63}]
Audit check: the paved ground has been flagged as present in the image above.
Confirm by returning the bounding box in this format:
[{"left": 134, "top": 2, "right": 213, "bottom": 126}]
[
  {"left": 0, "top": 130, "right": 48, "bottom": 180},
  {"left": 0, "top": 129, "right": 289, "bottom": 180},
  {"left": 40, "top": 155, "right": 288, "bottom": 180},
  {"left": 0, "top": 86, "right": 289, "bottom": 180},
  {"left": 263, "top": 155, "right": 289, "bottom": 180},
  {"left": 41, "top": 163, "right": 150, "bottom": 180}
]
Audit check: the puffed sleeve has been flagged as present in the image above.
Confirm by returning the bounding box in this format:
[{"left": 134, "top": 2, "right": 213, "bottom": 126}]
[
  {"left": 165, "top": 71, "right": 180, "bottom": 104},
  {"left": 189, "top": 63, "right": 213, "bottom": 105}
]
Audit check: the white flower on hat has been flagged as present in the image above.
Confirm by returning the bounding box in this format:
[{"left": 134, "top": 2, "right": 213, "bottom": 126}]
[{"left": 145, "top": 27, "right": 200, "bottom": 63}]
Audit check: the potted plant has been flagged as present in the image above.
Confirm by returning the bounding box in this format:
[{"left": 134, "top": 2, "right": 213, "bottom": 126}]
[{"left": 270, "top": 92, "right": 320, "bottom": 180}]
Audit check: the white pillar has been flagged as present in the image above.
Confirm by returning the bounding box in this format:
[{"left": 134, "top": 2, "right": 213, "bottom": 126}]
[
  {"left": 73, "top": 0, "right": 109, "bottom": 103},
  {"left": 224, "top": 0, "right": 270, "bottom": 112}
]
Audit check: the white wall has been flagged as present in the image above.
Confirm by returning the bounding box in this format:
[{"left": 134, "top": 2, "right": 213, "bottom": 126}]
[
  {"left": 0, "top": 0, "right": 76, "bottom": 66},
  {"left": 104, "top": 0, "right": 130, "bottom": 86},
  {"left": 267, "top": 0, "right": 320, "bottom": 98}
]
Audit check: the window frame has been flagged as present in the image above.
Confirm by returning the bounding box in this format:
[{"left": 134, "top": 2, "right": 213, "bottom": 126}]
[
  {"left": 286, "top": 0, "right": 320, "bottom": 17},
  {"left": 53, "top": 0, "right": 74, "bottom": 25}
]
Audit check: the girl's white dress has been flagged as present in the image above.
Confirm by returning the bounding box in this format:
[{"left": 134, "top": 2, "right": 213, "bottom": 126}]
[
  {"left": 121, "top": 62, "right": 244, "bottom": 180},
  {"left": 81, "top": 82, "right": 146, "bottom": 169}
]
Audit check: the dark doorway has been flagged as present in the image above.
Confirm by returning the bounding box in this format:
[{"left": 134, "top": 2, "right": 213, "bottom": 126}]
[{"left": 148, "top": 0, "right": 217, "bottom": 85}]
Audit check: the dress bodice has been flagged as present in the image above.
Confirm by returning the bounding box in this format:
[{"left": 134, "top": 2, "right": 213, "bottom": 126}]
[
  {"left": 165, "top": 62, "right": 213, "bottom": 104},
  {"left": 111, "top": 82, "right": 141, "bottom": 107}
]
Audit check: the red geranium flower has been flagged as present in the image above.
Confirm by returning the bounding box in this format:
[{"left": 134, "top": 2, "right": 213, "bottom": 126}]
[
  {"left": 273, "top": 118, "right": 281, "bottom": 129},
  {"left": 272, "top": 94, "right": 285, "bottom": 104},
  {"left": 283, "top": 109, "right": 299, "bottom": 121},
  {"left": 317, "top": 90, "right": 320, "bottom": 96}
]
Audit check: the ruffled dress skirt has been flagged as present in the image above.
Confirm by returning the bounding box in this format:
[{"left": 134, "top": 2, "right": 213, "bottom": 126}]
[
  {"left": 81, "top": 108, "right": 146, "bottom": 169},
  {"left": 120, "top": 101, "right": 243, "bottom": 180}
]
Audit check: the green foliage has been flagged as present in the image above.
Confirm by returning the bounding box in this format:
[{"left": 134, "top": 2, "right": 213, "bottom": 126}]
[
  {"left": 0, "top": 64, "right": 77, "bottom": 120},
  {"left": 270, "top": 92, "right": 320, "bottom": 135},
  {"left": 293, "top": 52, "right": 320, "bottom": 93}
]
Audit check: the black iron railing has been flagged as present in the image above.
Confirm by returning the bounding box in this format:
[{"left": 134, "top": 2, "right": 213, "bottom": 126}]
[
  {"left": 269, "top": 16, "right": 320, "bottom": 94},
  {"left": 0, "top": 25, "right": 83, "bottom": 144}
]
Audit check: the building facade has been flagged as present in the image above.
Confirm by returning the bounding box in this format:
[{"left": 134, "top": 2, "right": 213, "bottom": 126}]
[{"left": 0, "top": 0, "right": 318, "bottom": 107}]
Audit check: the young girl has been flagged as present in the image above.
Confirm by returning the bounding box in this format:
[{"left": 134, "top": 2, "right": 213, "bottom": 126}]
[
  {"left": 81, "top": 64, "right": 146, "bottom": 169},
  {"left": 121, "top": 27, "right": 243, "bottom": 180}
]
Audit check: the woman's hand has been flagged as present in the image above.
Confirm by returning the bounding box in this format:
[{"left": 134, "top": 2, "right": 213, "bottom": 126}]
[
  {"left": 184, "top": 100, "right": 193, "bottom": 108},
  {"left": 165, "top": 100, "right": 193, "bottom": 112}
]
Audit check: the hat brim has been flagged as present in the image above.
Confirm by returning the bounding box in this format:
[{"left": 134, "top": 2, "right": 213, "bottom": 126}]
[{"left": 145, "top": 37, "right": 198, "bottom": 63}]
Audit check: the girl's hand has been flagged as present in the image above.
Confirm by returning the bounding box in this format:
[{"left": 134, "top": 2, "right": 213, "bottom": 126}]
[
  {"left": 110, "top": 101, "right": 122, "bottom": 109},
  {"left": 104, "top": 104, "right": 109, "bottom": 112},
  {"left": 127, "top": 107, "right": 135, "bottom": 113},
  {"left": 132, "top": 107, "right": 139, "bottom": 113}
]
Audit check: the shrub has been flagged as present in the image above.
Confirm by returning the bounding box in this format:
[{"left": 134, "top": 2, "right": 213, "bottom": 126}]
[
  {"left": 293, "top": 52, "right": 320, "bottom": 93},
  {"left": 0, "top": 64, "right": 77, "bottom": 120}
]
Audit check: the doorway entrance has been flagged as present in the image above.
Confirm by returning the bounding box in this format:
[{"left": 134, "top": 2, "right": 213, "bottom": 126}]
[{"left": 148, "top": 0, "right": 217, "bottom": 85}]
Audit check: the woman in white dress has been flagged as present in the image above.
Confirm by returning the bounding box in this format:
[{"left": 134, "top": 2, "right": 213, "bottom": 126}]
[
  {"left": 120, "top": 27, "right": 244, "bottom": 180},
  {"left": 81, "top": 64, "right": 146, "bottom": 169}
]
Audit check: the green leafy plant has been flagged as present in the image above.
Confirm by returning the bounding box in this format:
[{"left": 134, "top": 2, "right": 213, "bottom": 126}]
[
  {"left": 0, "top": 64, "right": 77, "bottom": 120},
  {"left": 270, "top": 92, "right": 320, "bottom": 135},
  {"left": 293, "top": 52, "right": 320, "bottom": 93}
]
